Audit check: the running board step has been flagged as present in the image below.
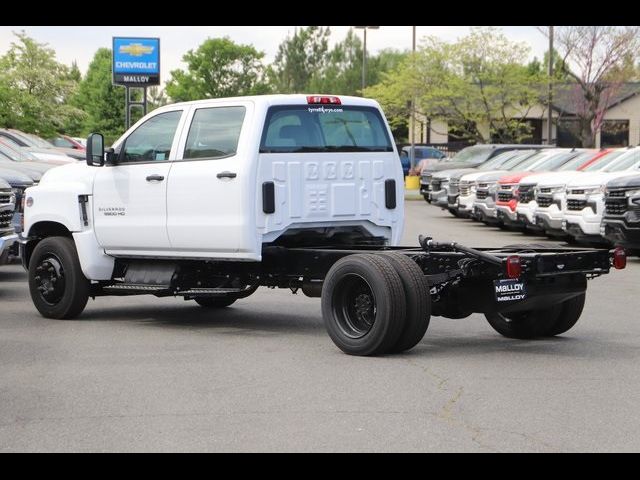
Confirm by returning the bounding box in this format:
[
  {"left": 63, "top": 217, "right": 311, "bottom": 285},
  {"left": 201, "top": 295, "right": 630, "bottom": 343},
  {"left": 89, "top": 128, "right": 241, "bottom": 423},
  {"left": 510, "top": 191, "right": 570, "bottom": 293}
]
[{"left": 101, "top": 284, "right": 250, "bottom": 297}]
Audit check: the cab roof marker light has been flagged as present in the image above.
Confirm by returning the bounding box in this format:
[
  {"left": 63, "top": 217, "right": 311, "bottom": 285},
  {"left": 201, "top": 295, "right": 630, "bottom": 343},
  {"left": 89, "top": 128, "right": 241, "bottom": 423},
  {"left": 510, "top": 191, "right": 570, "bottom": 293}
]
[{"left": 307, "top": 96, "right": 341, "bottom": 105}]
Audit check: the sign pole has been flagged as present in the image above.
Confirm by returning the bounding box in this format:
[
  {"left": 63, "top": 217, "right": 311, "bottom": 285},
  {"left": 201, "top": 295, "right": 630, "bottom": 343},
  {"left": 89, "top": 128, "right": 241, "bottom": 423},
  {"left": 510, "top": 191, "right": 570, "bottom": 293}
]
[{"left": 125, "top": 86, "right": 131, "bottom": 130}]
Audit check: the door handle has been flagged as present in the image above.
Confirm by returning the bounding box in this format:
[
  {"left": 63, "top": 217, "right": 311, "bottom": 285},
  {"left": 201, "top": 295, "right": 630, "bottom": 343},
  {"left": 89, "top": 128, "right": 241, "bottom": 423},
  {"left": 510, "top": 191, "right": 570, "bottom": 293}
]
[
  {"left": 217, "top": 171, "right": 237, "bottom": 179},
  {"left": 146, "top": 174, "right": 165, "bottom": 182}
]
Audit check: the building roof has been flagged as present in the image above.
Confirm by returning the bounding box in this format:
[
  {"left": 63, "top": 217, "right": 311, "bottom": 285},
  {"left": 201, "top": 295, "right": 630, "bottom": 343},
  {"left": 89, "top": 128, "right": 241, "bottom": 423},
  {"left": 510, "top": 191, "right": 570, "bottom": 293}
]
[{"left": 552, "top": 82, "right": 640, "bottom": 115}]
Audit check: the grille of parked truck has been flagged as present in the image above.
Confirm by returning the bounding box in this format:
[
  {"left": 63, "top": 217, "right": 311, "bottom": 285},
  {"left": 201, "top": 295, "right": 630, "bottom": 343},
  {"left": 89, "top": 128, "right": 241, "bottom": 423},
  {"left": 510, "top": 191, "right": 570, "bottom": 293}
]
[
  {"left": 601, "top": 173, "right": 640, "bottom": 252},
  {"left": 18, "top": 95, "right": 626, "bottom": 356},
  {"left": 0, "top": 177, "right": 18, "bottom": 265}
]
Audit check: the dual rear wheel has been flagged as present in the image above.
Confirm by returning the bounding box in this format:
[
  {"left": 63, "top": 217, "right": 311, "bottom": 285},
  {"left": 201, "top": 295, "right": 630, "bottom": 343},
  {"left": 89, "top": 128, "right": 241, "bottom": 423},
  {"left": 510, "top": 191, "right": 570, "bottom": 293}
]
[{"left": 321, "top": 253, "right": 431, "bottom": 356}]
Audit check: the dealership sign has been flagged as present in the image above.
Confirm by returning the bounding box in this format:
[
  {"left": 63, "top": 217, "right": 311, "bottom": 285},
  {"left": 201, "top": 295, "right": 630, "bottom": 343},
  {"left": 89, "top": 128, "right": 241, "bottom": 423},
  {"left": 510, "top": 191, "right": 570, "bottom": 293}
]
[{"left": 112, "top": 37, "right": 160, "bottom": 86}]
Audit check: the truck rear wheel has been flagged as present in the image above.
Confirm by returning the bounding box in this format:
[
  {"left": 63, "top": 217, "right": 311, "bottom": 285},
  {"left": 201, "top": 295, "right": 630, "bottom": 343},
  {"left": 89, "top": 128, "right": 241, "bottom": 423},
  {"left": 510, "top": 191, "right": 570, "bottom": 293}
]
[
  {"left": 321, "top": 254, "right": 406, "bottom": 356},
  {"left": 379, "top": 252, "right": 431, "bottom": 353},
  {"left": 544, "top": 293, "right": 585, "bottom": 336},
  {"left": 485, "top": 304, "right": 563, "bottom": 339},
  {"left": 194, "top": 296, "right": 237, "bottom": 308},
  {"left": 28, "top": 236, "right": 90, "bottom": 319},
  {"left": 485, "top": 293, "right": 586, "bottom": 339}
]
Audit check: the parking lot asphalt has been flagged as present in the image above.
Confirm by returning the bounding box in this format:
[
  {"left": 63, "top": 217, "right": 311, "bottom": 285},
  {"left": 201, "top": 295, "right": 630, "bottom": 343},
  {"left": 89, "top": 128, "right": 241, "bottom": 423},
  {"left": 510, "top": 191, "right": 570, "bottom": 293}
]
[{"left": 1, "top": 200, "right": 639, "bottom": 452}]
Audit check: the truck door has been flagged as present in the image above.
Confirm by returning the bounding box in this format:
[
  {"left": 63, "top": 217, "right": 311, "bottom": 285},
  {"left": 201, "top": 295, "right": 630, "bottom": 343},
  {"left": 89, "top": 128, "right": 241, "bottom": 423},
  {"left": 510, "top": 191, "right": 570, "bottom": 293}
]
[
  {"left": 93, "top": 109, "right": 184, "bottom": 254},
  {"left": 166, "top": 103, "right": 253, "bottom": 258}
]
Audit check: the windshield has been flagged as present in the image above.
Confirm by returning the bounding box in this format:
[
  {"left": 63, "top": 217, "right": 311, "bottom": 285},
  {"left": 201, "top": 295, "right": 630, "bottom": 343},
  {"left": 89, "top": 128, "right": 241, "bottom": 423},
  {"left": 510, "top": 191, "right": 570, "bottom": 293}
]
[
  {"left": 604, "top": 149, "right": 640, "bottom": 172},
  {"left": 24, "top": 133, "right": 54, "bottom": 148},
  {"left": 582, "top": 150, "right": 626, "bottom": 172},
  {"left": 0, "top": 140, "right": 35, "bottom": 161},
  {"left": 556, "top": 151, "right": 596, "bottom": 171},
  {"left": 51, "top": 136, "right": 75, "bottom": 148},
  {"left": 476, "top": 150, "right": 519, "bottom": 170},
  {"left": 447, "top": 145, "right": 495, "bottom": 163},
  {"left": 504, "top": 151, "right": 552, "bottom": 171},
  {"left": 260, "top": 105, "right": 392, "bottom": 153},
  {"left": 530, "top": 151, "right": 579, "bottom": 172}
]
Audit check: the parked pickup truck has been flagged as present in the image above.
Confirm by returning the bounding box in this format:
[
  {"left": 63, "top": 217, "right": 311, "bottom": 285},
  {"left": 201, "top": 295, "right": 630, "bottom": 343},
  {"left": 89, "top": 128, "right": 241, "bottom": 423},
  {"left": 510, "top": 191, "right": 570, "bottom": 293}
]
[
  {"left": 19, "top": 95, "right": 626, "bottom": 356},
  {"left": 601, "top": 173, "right": 640, "bottom": 252},
  {"left": 0, "top": 177, "right": 17, "bottom": 264}
]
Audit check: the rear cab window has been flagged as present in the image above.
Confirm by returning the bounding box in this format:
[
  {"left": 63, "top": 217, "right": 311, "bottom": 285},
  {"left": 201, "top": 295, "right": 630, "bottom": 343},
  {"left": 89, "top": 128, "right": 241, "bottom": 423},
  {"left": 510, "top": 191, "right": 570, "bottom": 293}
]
[{"left": 259, "top": 105, "right": 393, "bottom": 153}]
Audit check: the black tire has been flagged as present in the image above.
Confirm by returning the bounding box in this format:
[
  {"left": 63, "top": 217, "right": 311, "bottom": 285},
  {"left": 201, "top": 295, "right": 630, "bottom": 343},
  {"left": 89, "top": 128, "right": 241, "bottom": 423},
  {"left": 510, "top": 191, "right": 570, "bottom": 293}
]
[
  {"left": 545, "top": 294, "right": 585, "bottom": 336},
  {"left": 0, "top": 249, "right": 9, "bottom": 266},
  {"left": 423, "top": 194, "right": 430, "bottom": 203},
  {"left": 194, "top": 296, "right": 237, "bottom": 308},
  {"left": 448, "top": 208, "right": 458, "bottom": 217},
  {"left": 28, "top": 236, "right": 90, "bottom": 319},
  {"left": 321, "top": 254, "right": 406, "bottom": 356},
  {"left": 485, "top": 303, "right": 563, "bottom": 339},
  {"left": 379, "top": 252, "right": 431, "bottom": 353}
]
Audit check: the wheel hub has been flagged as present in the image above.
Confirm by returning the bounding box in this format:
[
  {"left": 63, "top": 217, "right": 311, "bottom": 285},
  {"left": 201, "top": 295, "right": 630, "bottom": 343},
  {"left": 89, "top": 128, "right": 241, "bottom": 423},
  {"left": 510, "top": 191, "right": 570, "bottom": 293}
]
[
  {"left": 354, "top": 293, "right": 374, "bottom": 325},
  {"left": 34, "top": 256, "right": 66, "bottom": 305}
]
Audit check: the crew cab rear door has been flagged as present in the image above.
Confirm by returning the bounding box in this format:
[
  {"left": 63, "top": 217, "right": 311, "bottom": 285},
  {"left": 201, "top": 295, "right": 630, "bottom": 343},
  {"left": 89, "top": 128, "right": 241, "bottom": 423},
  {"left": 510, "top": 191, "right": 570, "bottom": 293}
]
[{"left": 166, "top": 101, "right": 255, "bottom": 258}]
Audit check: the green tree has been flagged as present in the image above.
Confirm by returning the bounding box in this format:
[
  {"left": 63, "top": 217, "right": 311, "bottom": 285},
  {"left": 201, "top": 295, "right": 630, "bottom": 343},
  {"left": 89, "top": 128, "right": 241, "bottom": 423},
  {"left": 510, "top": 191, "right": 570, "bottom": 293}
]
[
  {"left": 147, "top": 86, "right": 169, "bottom": 110},
  {"left": 307, "top": 29, "right": 408, "bottom": 97},
  {"left": 526, "top": 49, "right": 569, "bottom": 80},
  {"left": 366, "top": 27, "right": 544, "bottom": 143},
  {"left": 0, "top": 31, "right": 83, "bottom": 137},
  {"left": 72, "top": 48, "right": 126, "bottom": 144},
  {"left": 166, "top": 37, "right": 270, "bottom": 101},
  {"left": 269, "top": 26, "right": 331, "bottom": 92},
  {"left": 309, "top": 29, "right": 362, "bottom": 95}
]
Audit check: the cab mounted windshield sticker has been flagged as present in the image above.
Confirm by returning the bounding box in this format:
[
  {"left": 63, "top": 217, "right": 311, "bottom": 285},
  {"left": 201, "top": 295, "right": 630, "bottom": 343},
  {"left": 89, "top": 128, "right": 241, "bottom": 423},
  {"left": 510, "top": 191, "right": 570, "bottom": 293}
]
[{"left": 308, "top": 106, "right": 344, "bottom": 113}]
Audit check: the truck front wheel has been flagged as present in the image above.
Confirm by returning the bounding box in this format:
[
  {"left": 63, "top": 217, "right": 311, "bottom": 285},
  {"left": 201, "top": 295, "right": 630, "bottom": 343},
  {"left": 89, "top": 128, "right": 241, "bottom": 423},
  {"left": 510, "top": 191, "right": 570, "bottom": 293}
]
[
  {"left": 28, "top": 236, "right": 90, "bottom": 319},
  {"left": 321, "top": 254, "right": 406, "bottom": 356}
]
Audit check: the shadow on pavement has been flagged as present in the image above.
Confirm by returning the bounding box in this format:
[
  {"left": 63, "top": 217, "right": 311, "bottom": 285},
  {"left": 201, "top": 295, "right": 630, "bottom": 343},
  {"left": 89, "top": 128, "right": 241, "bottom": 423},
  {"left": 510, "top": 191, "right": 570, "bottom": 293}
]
[{"left": 79, "top": 302, "right": 324, "bottom": 335}]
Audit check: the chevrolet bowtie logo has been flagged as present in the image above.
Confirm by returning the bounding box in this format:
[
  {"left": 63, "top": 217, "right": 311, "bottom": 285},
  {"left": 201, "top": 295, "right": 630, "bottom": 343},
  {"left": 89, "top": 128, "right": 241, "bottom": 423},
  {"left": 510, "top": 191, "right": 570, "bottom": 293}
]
[{"left": 119, "top": 43, "right": 154, "bottom": 57}]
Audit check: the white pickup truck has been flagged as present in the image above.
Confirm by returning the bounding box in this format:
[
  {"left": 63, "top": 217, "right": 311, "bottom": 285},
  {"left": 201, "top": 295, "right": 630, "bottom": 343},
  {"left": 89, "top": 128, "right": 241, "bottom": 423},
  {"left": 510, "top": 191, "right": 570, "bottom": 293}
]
[{"left": 19, "top": 95, "right": 625, "bottom": 355}]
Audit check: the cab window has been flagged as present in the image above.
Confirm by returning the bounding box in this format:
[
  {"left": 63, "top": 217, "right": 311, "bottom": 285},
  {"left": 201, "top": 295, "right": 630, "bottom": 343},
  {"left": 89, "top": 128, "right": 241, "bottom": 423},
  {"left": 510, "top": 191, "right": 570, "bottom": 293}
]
[
  {"left": 183, "top": 106, "right": 246, "bottom": 160},
  {"left": 120, "top": 110, "right": 182, "bottom": 164}
]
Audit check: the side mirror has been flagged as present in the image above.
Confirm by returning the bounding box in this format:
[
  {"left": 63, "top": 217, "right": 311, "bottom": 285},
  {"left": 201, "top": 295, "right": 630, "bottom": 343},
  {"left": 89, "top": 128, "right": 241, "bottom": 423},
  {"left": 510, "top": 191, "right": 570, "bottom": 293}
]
[{"left": 86, "top": 133, "right": 105, "bottom": 166}]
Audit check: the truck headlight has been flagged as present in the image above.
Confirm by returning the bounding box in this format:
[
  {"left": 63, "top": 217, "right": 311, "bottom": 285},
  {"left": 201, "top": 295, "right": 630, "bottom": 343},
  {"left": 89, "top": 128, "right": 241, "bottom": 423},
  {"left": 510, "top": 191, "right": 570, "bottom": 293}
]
[
  {"left": 582, "top": 186, "right": 601, "bottom": 196},
  {"left": 470, "top": 184, "right": 477, "bottom": 193},
  {"left": 625, "top": 188, "right": 640, "bottom": 197}
]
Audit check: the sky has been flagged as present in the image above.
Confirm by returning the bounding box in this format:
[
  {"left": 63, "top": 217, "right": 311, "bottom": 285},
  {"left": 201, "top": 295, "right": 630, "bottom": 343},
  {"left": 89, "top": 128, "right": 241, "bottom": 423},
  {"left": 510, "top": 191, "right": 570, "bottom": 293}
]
[{"left": 0, "top": 26, "right": 548, "bottom": 85}]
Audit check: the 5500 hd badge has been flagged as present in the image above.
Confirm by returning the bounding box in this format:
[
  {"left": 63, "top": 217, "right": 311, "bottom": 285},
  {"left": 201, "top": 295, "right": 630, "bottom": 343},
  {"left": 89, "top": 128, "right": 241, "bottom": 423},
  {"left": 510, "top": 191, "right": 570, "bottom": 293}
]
[
  {"left": 99, "top": 207, "right": 126, "bottom": 217},
  {"left": 494, "top": 278, "right": 527, "bottom": 302}
]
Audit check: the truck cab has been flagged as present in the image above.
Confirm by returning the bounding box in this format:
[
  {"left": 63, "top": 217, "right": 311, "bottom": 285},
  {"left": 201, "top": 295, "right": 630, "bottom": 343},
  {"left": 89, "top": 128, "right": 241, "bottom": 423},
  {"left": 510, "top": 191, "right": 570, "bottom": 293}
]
[{"left": 23, "top": 95, "right": 403, "bottom": 279}]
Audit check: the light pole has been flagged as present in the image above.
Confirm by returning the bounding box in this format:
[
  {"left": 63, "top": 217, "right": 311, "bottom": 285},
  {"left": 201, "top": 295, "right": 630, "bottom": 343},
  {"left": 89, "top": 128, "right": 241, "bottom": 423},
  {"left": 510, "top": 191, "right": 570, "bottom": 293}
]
[
  {"left": 410, "top": 26, "right": 416, "bottom": 174},
  {"left": 547, "top": 26, "right": 554, "bottom": 145},
  {"left": 354, "top": 26, "right": 379, "bottom": 94}
]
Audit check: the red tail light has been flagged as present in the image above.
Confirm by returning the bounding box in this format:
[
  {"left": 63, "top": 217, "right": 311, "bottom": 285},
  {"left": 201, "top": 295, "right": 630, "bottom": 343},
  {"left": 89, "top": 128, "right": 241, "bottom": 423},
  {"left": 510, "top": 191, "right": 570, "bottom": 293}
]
[
  {"left": 307, "top": 95, "right": 341, "bottom": 105},
  {"left": 506, "top": 255, "right": 522, "bottom": 279},
  {"left": 613, "top": 247, "right": 627, "bottom": 269}
]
